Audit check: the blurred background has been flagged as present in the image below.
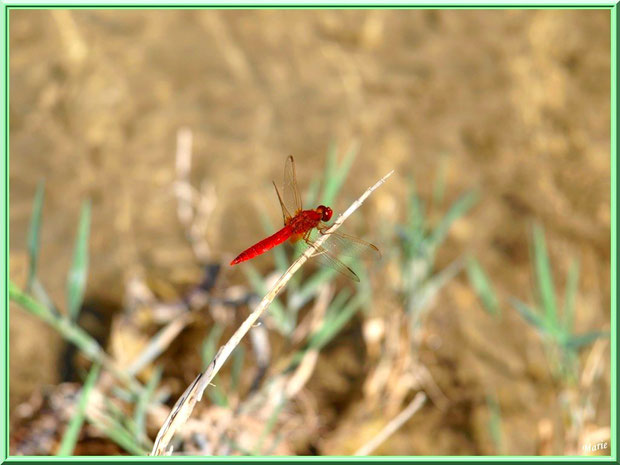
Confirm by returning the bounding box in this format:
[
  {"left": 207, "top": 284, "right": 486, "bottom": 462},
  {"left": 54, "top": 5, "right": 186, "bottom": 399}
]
[{"left": 9, "top": 9, "right": 611, "bottom": 456}]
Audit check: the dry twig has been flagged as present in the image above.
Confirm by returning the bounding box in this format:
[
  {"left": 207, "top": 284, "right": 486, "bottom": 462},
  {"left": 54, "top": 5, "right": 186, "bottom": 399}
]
[
  {"left": 174, "top": 127, "right": 216, "bottom": 263},
  {"left": 150, "top": 167, "right": 394, "bottom": 456},
  {"left": 354, "top": 392, "right": 427, "bottom": 456}
]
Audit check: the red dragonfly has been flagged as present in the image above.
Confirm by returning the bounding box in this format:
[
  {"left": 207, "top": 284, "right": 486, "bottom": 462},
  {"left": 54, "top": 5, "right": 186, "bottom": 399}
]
[{"left": 230, "top": 156, "right": 380, "bottom": 281}]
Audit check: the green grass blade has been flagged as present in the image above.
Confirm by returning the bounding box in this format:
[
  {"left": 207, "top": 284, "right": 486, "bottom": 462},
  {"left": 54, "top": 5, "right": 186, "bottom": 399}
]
[
  {"left": 201, "top": 322, "right": 229, "bottom": 406},
  {"left": 290, "top": 266, "right": 337, "bottom": 312},
  {"left": 56, "top": 362, "right": 101, "bottom": 456},
  {"left": 286, "top": 285, "right": 356, "bottom": 368},
  {"left": 304, "top": 177, "right": 321, "bottom": 209},
  {"left": 86, "top": 414, "right": 148, "bottom": 456},
  {"left": 432, "top": 155, "right": 448, "bottom": 208},
  {"left": 328, "top": 288, "right": 353, "bottom": 316},
  {"left": 429, "top": 191, "right": 477, "bottom": 252},
  {"left": 466, "top": 256, "right": 501, "bottom": 317},
  {"left": 565, "top": 331, "right": 609, "bottom": 350},
  {"left": 103, "top": 394, "right": 141, "bottom": 439},
  {"left": 264, "top": 432, "right": 285, "bottom": 456},
  {"left": 31, "top": 278, "right": 59, "bottom": 315},
  {"left": 510, "top": 298, "right": 547, "bottom": 335},
  {"left": 409, "top": 259, "right": 461, "bottom": 316},
  {"left": 531, "top": 224, "right": 558, "bottom": 328},
  {"left": 321, "top": 140, "right": 359, "bottom": 206},
  {"left": 407, "top": 179, "right": 426, "bottom": 233},
  {"left": 243, "top": 265, "right": 289, "bottom": 334},
  {"left": 562, "top": 259, "right": 580, "bottom": 333},
  {"left": 27, "top": 180, "right": 45, "bottom": 290},
  {"left": 402, "top": 181, "right": 427, "bottom": 260},
  {"left": 10, "top": 281, "right": 143, "bottom": 393},
  {"left": 134, "top": 365, "right": 162, "bottom": 447},
  {"left": 202, "top": 322, "right": 224, "bottom": 370},
  {"left": 253, "top": 397, "right": 286, "bottom": 455},
  {"left": 486, "top": 394, "right": 504, "bottom": 454},
  {"left": 207, "top": 383, "right": 229, "bottom": 407},
  {"left": 66, "top": 200, "right": 91, "bottom": 322},
  {"left": 231, "top": 346, "right": 245, "bottom": 393},
  {"left": 308, "top": 293, "right": 364, "bottom": 350}
]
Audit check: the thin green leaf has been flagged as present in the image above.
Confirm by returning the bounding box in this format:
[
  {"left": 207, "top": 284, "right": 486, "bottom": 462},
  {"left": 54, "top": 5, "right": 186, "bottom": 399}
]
[
  {"left": 243, "top": 265, "right": 289, "bottom": 334},
  {"left": 510, "top": 298, "right": 547, "bottom": 335},
  {"left": 308, "top": 293, "right": 364, "bottom": 350},
  {"left": 466, "top": 257, "right": 501, "bottom": 317},
  {"left": 31, "top": 278, "right": 58, "bottom": 315},
  {"left": 432, "top": 155, "right": 448, "bottom": 208},
  {"left": 86, "top": 413, "right": 148, "bottom": 456},
  {"left": 562, "top": 259, "right": 580, "bottom": 333},
  {"left": 531, "top": 224, "right": 558, "bottom": 328},
  {"left": 321, "top": 140, "right": 359, "bottom": 206},
  {"left": 66, "top": 200, "right": 91, "bottom": 322},
  {"left": 134, "top": 366, "right": 162, "bottom": 446},
  {"left": 406, "top": 179, "right": 426, "bottom": 235},
  {"left": 231, "top": 346, "right": 245, "bottom": 393},
  {"left": 409, "top": 259, "right": 461, "bottom": 317},
  {"left": 227, "top": 439, "right": 255, "bottom": 456},
  {"left": 564, "top": 331, "right": 609, "bottom": 350},
  {"left": 202, "top": 322, "right": 224, "bottom": 370},
  {"left": 10, "top": 281, "right": 143, "bottom": 394},
  {"left": 201, "top": 323, "right": 229, "bottom": 407},
  {"left": 27, "top": 180, "right": 45, "bottom": 290},
  {"left": 207, "top": 383, "right": 229, "bottom": 407},
  {"left": 429, "top": 191, "right": 477, "bottom": 252},
  {"left": 253, "top": 397, "right": 286, "bottom": 454},
  {"left": 486, "top": 395, "right": 504, "bottom": 454},
  {"left": 103, "top": 395, "right": 140, "bottom": 437},
  {"left": 290, "top": 265, "right": 338, "bottom": 312},
  {"left": 264, "top": 432, "right": 285, "bottom": 456},
  {"left": 56, "top": 363, "right": 101, "bottom": 456},
  {"left": 329, "top": 288, "right": 353, "bottom": 316},
  {"left": 304, "top": 177, "right": 321, "bottom": 210}
]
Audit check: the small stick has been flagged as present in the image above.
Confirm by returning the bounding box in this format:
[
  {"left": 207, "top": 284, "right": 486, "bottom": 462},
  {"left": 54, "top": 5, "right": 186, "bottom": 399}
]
[
  {"left": 173, "top": 127, "right": 215, "bottom": 262},
  {"left": 354, "top": 392, "right": 426, "bottom": 456},
  {"left": 126, "top": 312, "right": 194, "bottom": 376},
  {"left": 150, "top": 168, "right": 394, "bottom": 456}
]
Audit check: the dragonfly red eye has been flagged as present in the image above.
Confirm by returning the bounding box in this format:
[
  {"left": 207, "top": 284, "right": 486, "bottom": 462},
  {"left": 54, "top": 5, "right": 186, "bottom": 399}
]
[{"left": 319, "top": 205, "right": 333, "bottom": 222}]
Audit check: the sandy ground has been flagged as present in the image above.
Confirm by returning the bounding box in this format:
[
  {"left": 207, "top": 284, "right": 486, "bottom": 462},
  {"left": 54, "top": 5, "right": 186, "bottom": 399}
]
[{"left": 9, "top": 9, "right": 611, "bottom": 456}]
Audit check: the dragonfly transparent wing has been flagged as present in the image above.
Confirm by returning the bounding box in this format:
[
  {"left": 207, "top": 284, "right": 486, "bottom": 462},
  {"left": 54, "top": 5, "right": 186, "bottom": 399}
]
[
  {"left": 311, "top": 227, "right": 381, "bottom": 259},
  {"left": 283, "top": 155, "right": 303, "bottom": 216},
  {"left": 304, "top": 229, "right": 380, "bottom": 281},
  {"left": 273, "top": 181, "right": 292, "bottom": 225},
  {"left": 310, "top": 243, "right": 361, "bottom": 282}
]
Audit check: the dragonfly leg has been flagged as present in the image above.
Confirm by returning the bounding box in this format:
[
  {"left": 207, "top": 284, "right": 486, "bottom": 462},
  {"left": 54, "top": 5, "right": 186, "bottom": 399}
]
[
  {"left": 310, "top": 248, "right": 328, "bottom": 258},
  {"left": 305, "top": 231, "right": 326, "bottom": 257}
]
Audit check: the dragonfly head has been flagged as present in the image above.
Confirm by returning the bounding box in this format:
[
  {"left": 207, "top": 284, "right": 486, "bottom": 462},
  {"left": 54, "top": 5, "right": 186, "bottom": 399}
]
[{"left": 317, "top": 205, "right": 333, "bottom": 222}]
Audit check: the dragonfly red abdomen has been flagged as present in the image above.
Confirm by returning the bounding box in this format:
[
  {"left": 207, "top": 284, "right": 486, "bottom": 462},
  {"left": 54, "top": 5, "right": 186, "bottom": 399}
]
[
  {"left": 230, "top": 210, "right": 323, "bottom": 265},
  {"left": 230, "top": 225, "right": 293, "bottom": 265}
]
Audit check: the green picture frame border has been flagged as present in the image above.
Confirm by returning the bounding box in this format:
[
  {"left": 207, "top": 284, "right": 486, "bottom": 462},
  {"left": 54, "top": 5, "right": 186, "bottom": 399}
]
[{"left": 0, "top": 2, "right": 616, "bottom": 463}]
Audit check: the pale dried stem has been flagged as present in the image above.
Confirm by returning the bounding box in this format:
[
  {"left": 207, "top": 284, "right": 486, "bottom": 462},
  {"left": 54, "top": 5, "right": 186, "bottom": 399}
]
[
  {"left": 174, "top": 127, "right": 215, "bottom": 262},
  {"left": 51, "top": 10, "right": 87, "bottom": 65},
  {"left": 354, "top": 392, "right": 427, "bottom": 456},
  {"left": 126, "top": 312, "right": 194, "bottom": 376},
  {"left": 150, "top": 168, "right": 394, "bottom": 456}
]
